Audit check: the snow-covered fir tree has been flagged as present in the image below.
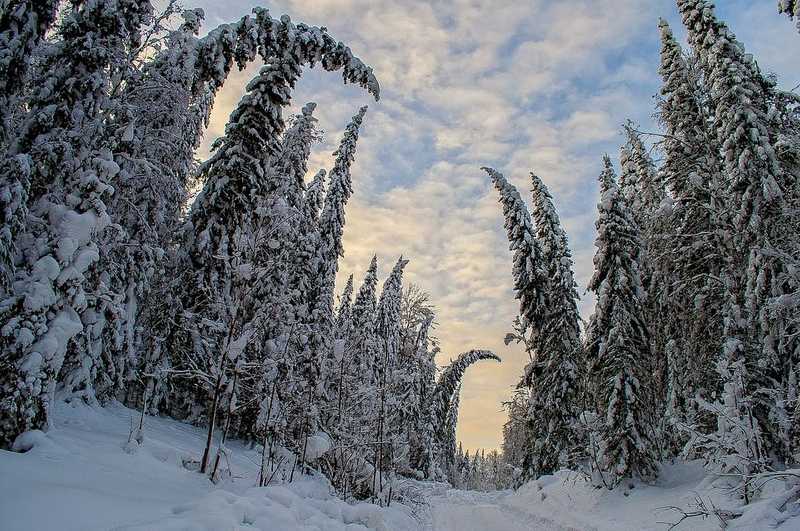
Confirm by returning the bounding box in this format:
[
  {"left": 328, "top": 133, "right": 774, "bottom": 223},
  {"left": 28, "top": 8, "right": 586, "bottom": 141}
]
[
  {"left": 304, "top": 169, "right": 328, "bottom": 223},
  {"left": 586, "top": 156, "right": 659, "bottom": 487},
  {"left": 0, "top": 0, "right": 153, "bottom": 447},
  {"left": 523, "top": 173, "right": 584, "bottom": 478},
  {"left": 655, "top": 18, "right": 725, "bottom": 451},
  {"left": 407, "top": 314, "right": 438, "bottom": 477},
  {"left": 677, "top": 0, "right": 799, "bottom": 469},
  {"left": 372, "top": 256, "right": 409, "bottom": 497},
  {"left": 0, "top": 0, "right": 61, "bottom": 290},
  {"left": 484, "top": 167, "right": 548, "bottom": 386}
]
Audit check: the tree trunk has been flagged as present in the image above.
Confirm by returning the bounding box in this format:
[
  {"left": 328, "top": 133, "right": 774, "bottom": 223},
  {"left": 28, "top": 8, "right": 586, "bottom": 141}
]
[
  {"left": 211, "top": 372, "right": 238, "bottom": 482},
  {"left": 200, "top": 374, "right": 223, "bottom": 474},
  {"left": 258, "top": 381, "right": 278, "bottom": 487}
]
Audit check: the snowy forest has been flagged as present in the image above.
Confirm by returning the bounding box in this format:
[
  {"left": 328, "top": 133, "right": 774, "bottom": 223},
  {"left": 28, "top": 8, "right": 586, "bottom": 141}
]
[{"left": 1, "top": 1, "right": 799, "bottom": 530}]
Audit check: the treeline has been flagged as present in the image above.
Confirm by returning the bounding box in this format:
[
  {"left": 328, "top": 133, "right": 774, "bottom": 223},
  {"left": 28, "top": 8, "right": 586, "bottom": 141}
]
[
  {"left": 0, "top": 1, "right": 498, "bottom": 503},
  {"left": 493, "top": 0, "right": 800, "bottom": 501},
  {"left": 450, "top": 445, "right": 515, "bottom": 492}
]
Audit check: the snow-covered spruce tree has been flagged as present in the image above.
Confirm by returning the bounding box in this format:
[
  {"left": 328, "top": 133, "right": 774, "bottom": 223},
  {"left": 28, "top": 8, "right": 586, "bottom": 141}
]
[
  {"left": 113, "top": 9, "right": 210, "bottom": 415},
  {"left": 618, "top": 125, "right": 671, "bottom": 447},
  {"left": 275, "top": 102, "right": 322, "bottom": 347},
  {"left": 586, "top": 156, "right": 658, "bottom": 487},
  {"left": 347, "top": 255, "right": 379, "bottom": 385},
  {"left": 375, "top": 257, "right": 408, "bottom": 374},
  {"left": 430, "top": 350, "right": 501, "bottom": 476},
  {"left": 484, "top": 167, "right": 548, "bottom": 383},
  {"left": 523, "top": 173, "right": 584, "bottom": 478},
  {"left": 324, "top": 256, "right": 378, "bottom": 497},
  {"left": 271, "top": 102, "right": 321, "bottom": 212},
  {"left": 0, "top": 0, "right": 61, "bottom": 289},
  {"left": 619, "top": 125, "right": 665, "bottom": 231},
  {"left": 313, "top": 106, "right": 368, "bottom": 326},
  {"left": 335, "top": 275, "right": 355, "bottom": 341},
  {"left": 779, "top": 0, "right": 800, "bottom": 32},
  {"left": 0, "top": 0, "right": 153, "bottom": 448},
  {"left": 384, "top": 273, "right": 439, "bottom": 478},
  {"left": 677, "top": 0, "right": 799, "bottom": 465},
  {"left": 304, "top": 169, "right": 327, "bottom": 223},
  {"left": 655, "top": 18, "right": 726, "bottom": 451},
  {"left": 0, "top": 1, "right": 59, "bottom": 131},
  {"left": 333, "top": 274, "right": 354, "bottom": 423},
  {"left": 287, "top": 107, "right": 368, "bottom": 464},
  {"left": 65, "top": 4, "right": 201, "bottom": 406},
  {"left": 408, "top": 315, "right": 438, "bottom": 477},
  {"left": 372, "top": 256, "right": 409, "bottom": 498}
]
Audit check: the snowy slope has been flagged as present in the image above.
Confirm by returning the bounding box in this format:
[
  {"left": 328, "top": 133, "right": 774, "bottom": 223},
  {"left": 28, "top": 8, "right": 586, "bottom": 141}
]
[
  {"left": 0, "top": 402, "right": 419, "bottom": 531},
  {"left": 427, "top": 465, "right": 799, "bottom": 531}
]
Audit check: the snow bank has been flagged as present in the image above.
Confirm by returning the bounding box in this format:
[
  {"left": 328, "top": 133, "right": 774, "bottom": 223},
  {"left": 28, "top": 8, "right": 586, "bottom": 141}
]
[{"left": 0, "top": 401, "right": 418, "bottom": 531}]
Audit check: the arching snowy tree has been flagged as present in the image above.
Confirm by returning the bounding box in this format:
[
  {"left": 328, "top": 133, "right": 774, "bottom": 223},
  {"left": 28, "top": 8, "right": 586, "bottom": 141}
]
[
  {"left": 431, "top": 350, "right": 500, "bottom": 479},
  {"left": 586, "top": 156, "right": 658, "bottom": 486},
  {"left": 131, "top": 8, "right": 379, "bottom": 466},
  {"left": 484, "top": 167, "right": 548, "bottom": 383},
  {"left": 431, "top": 350, "right": 501, "bottom": 450},
  {"left": 442, "top": 383, "right": 463, "bottom": 482}
]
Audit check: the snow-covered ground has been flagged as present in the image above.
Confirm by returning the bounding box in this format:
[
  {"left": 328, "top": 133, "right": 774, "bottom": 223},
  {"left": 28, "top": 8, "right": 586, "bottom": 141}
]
[
  {"left": 1, "top": 401, "right": 795, "bottom": 530},
  {"left": 0, "top": 402, "right": 419, "bottom": 531}
]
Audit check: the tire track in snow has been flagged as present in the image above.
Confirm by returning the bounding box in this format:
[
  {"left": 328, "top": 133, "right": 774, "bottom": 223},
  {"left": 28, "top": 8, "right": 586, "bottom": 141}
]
[{"left": 428, "top": 490, "right": 582, "bottom": 531}]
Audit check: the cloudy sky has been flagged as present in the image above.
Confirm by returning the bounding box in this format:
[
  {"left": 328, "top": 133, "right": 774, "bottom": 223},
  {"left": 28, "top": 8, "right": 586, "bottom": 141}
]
[{"left": 191, "top": 0, "right": 800, "bottom": 451}]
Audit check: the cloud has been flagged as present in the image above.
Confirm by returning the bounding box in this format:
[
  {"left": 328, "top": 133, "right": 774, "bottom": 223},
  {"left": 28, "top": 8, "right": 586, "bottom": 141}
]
[{"left": 191, "top": 0, "right": 799, "bottom": 451}]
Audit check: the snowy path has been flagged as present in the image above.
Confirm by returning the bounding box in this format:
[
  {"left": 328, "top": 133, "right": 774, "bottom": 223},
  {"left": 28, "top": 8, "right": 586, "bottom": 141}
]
[{"left": 427, "top": 489, "right": 581, "bottom": 531}]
